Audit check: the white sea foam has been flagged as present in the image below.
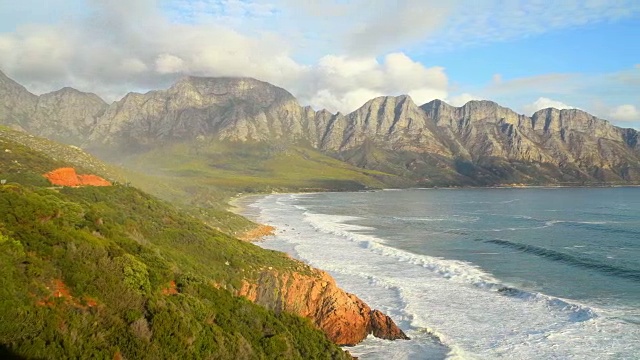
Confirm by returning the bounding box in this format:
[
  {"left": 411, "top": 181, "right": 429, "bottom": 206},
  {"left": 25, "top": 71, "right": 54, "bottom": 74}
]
[
  {"left": 394, "top": 215, "right": 479, "bottom": 223},
  {"left": 248, "top": 194, "right": 640, "bottom": 360}
]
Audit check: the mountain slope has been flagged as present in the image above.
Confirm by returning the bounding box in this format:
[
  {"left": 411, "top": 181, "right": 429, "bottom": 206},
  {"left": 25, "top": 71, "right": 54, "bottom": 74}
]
[
  {"left": 84, "top": 76, "right": 639, "bottom": 185},
  {"left": 1, "top": 71, "right": 639, "bottom": 186},
  {"left": 0, "top": 71, "right": 106, "bottom": 145},
  {"left": 0, "top": 70, "right": 38, "bottom": 130},
  {"left": 88, "top": 77, "right": 321, "bottom": 152}
]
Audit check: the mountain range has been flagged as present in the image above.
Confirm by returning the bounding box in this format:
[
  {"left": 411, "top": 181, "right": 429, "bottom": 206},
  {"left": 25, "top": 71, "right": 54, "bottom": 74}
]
[{"left": 2, "top": 69, "right": 639, "bottom": 186}]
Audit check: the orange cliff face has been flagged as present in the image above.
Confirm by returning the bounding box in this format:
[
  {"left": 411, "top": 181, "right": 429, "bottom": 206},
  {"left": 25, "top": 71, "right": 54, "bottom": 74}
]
[
  {"left": 237, "top": 267, "right": 408, "bottom": 346},
  {"left": 44, "top": 167, "right": 111, "bottom": 187}
]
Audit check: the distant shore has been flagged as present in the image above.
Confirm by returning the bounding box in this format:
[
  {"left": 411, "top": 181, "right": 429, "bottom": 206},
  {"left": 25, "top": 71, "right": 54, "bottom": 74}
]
[{"left": 228, "top": 193, "right": 277, "bottom": 241}]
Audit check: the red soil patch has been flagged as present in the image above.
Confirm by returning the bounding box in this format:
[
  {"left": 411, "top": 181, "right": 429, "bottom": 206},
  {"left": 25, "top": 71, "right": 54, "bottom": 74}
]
[
  {"left": 161, "top": 280, "right": 179, "bottom": 295},
  {"left": 83, "top": 296, "right": 99, "bottom": 308},
  {"left": 44, "top": 167, "right": 111, "bottom": 187},
  {"left": 238, "top": 224, "right": 276, "bottom": 241},
  {"left": 35, "top": 279, "right": 99, "bottom": 310},
  {"left": 52, "top": 279, "right": 72, "bottom": 298}
]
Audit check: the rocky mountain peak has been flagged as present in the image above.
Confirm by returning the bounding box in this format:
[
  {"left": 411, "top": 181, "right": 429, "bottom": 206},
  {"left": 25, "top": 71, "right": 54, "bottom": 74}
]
[
  {"left": 40, "top": 87, "right": 106, "bottom": 105},
  {"left": 530, "top": 107, "right": 613, "bottom": 134},
  {"left": 0, "top": 70, "right": 34, "bottom": 95},
  {"left": 0, "top": 69, "right": 38, "bottom": 130},
  {"left": 420, "top": 99, "right": 455, "bottom": 123},
  {"left": 0, "top": 69, "right": 16, "bottom": 85},
  {"left": 1, "top": 70, "right": 639, "bottom": 185},
  {"left": 459, "top": 99, "right": 511, "bottom": 113},
  {"left": 170, "top": 75, "right": 296, "bottom": 108},
  {"left": 0, "top": 69, "right": 10, "bottom": 82},
  {"left": 359, "top": 94, "right": 416, "bottom": 109},
  {"left": 457, "top": 99, "right": 525, "bottom": 126},
  {"left": 421, "top": 98, "right": 453, "bottom": 108}
]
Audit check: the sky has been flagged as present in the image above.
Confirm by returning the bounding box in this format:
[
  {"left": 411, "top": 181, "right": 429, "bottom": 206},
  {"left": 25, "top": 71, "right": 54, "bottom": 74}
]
[{"left": 0, "top": 0, "right": 639, "bottom": 128}]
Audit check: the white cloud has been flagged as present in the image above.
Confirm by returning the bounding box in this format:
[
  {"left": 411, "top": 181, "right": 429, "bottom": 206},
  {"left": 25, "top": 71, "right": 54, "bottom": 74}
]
[
  {"left": 0, "top": 1, "right": 306, "bottom": 102},
  {"left": 155, "top": 54, "right": 186, "bottom": 74},
  {"left": 0, "top": 1, "right": 449, "bottom": 113},
  {"left": 609, "top": 104, "right": 639, "bottom": 121},
  {"left": 277, "top": 0, "right": 640, "bottom": 55},
  {"left": 1, "top": 0, "right": 639, "bottom": 119},
  {"left": 447, "top": 93, "right": 484, "bottom": 107},
  {"left": 344, "top": 0, "right": 455, "bottom": 55},
  {"left": 420, "top": 1, "right": 640, "bottom": 51},
  {"left": 301, "top": 53, "right": 448, "bottom": 112},
  {"left": 523, "top": 97, "right": 576, "bottom": 114},
  {"left": 487, "top": 73, "right": 581, "bottom": 96},
  {"left": 119, "top": 58, "right": 148, "bottom": 74}
]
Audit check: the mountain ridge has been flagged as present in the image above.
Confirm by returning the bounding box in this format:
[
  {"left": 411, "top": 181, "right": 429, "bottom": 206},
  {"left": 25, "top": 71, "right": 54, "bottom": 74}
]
[{"left": 1, "top": 71, "right": 639, "bottom": 185}]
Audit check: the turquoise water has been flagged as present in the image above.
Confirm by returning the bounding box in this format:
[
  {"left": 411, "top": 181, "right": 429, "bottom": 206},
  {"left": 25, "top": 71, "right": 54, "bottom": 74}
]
[{"left": 244, "top": 188, "right": 640, "bottom": 359}]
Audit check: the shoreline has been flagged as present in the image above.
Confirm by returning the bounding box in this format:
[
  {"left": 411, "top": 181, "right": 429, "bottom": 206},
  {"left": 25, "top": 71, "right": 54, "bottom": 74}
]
[
  {"left": 227, "top": 193, "right": 278, "bottom": 241},
  {"left": 227, "top": 193, "right": 267, "bottom": 215},
  {"left": 234, "top": 189, "right": 640, "bottom": 359},
  {"left": 225, "top": 185, "right": 640, "bottom": 241}
]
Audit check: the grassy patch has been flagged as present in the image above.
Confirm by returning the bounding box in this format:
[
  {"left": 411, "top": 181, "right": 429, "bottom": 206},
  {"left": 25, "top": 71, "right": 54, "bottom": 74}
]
[{"left": 123, "top": 140, "right": 396, "bottom": 194}]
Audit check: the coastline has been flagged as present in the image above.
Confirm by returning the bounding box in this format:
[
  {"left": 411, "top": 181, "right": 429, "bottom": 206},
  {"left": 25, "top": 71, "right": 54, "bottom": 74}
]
[
  {"left": 226, "top": 185, "right": 640, "bottom": 240},
  {"left": 227, "top": 193, "right": 266, "bottom": 215},
  {"left": 236, "top": 192, "right": 448, "bottom": 359},
  {"left": 227, "top": 193, "right": 277, "bottom": 241},
  {"left": 227, "top": 192, "right": 410, "bottom": 348},
  {"left": 234, "top": 189, "right": 640, "bottom": 359}
]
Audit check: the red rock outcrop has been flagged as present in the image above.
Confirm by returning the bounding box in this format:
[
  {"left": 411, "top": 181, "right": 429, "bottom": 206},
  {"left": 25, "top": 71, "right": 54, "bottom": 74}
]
[
  {"left": 237, "top": 268, "right": 408, "bottom": 346},
  {"left": 44, "top": 167, "right": 111, "bottom": 187},
  {"left": 238, "top": 224, "right": 276, "bottom": 241}
]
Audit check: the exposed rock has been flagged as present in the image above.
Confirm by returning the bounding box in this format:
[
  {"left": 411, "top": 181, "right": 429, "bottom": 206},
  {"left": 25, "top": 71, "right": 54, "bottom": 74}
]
[
  {"left": 1, "top": 71, "right": 639, "bottom": 184},
  {"left": 0, "top": 72, "right": 106, "bottom": 145},
  {"left": 88, "top": 76, "right": 317, "bottom": 150},
  {"left": 0, "top": 69, "right": 38, "bottom": 130},
  {"left": 237, "top": 268, "right": 408, "bottom": 346},
  {"left": 237, "top": 224, "right": 276, "bottom": 242},
  {"left": 44, "top": 167, "right": 111, "bottom": 187},
  {"left": 328, "top": 95, "right": 451, "bottom": 155},
  {"left": 370, "top": 309, "right": 408, "bottom": 340},
  {"left": 31, "top": 87, "right": 107, "bottom": 145}
]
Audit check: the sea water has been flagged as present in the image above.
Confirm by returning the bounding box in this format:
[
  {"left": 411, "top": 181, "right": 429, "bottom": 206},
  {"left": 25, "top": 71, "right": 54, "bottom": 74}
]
[{"left": 239, "top": 188, "right": 640, "bottom": 359}]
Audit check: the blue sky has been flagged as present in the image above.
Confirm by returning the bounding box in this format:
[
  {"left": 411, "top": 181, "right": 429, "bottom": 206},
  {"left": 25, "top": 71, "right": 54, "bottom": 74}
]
[{"left": 0, "top": 0, "right": 639, "bottom": 128}]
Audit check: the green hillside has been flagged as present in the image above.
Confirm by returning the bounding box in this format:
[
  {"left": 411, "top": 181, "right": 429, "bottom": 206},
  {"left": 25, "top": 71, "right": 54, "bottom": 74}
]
[
  {"left": 105, "top": 140, "right": 408, "bottom": 237},
  {"left": 0, "top": 132, "right": 349, "bottom": 359},
  {"left": 118, "top": 140, "right": 403, "bottom": 195}
]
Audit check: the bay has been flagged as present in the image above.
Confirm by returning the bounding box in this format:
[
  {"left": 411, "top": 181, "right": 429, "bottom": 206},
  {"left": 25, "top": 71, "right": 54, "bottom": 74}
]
[{"left": 240, "top": 188, "right": 640, "bottom": 359}]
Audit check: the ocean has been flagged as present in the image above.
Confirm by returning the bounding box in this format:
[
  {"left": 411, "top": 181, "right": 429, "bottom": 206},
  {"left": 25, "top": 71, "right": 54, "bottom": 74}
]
[{"left": 239, "top": 188, "right": 640, "bottom": 359}]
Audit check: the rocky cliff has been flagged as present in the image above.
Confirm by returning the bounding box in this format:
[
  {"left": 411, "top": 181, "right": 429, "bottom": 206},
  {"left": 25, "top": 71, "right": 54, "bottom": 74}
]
[
  {"left": 0, "top": 70, "right": 107, "bottom": 145},
  {"left": 0, "top": 70, "right": 38, "bottom": 130},
  {"left": 1, "top": 71, "right": 639, "bottom": 185},
  {"left": 89, "top": 76, "right": 322, "bottom": 150},
  {"left": 32, "top": 88, "right": 107, "bottom": 145},
  {"left": 237, "top": 267, "right": 408, "bottom": 346}
]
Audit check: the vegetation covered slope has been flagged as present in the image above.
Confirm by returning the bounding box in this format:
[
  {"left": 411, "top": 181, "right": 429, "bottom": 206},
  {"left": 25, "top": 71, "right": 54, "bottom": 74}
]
[
  {"left": 119, "top": 139, "right": 403, "bottom": 195},
  {"left": 0, "top": 132, "right": 350, "bottom": 359},
  {"left": 0, "top": 126, "right": 259, "bottom": 236}
]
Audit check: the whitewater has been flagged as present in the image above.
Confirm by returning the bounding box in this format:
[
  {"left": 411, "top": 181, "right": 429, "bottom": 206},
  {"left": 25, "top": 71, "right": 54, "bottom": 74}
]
[{"left": 239, "top": 188, "right": 640, "bottom": 359}]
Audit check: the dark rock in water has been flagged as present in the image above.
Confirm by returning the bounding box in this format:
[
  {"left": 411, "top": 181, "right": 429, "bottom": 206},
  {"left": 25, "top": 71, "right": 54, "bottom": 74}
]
[{"left": 370, "top": 309, "right": 410, "bottom": 340}]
